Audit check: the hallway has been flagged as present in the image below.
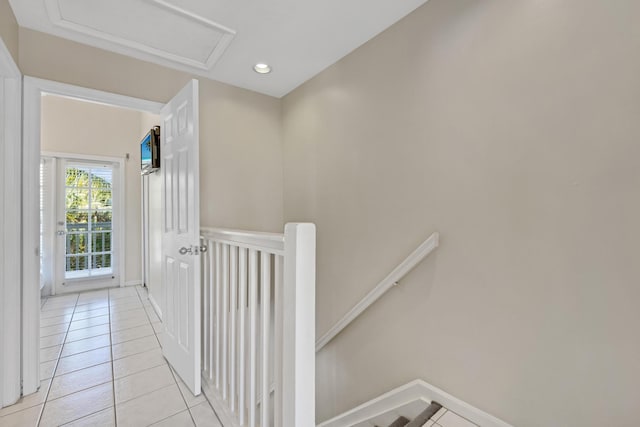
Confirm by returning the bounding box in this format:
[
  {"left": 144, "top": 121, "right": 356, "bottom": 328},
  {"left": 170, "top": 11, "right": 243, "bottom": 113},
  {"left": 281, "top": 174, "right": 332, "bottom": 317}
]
[{"left": 0, "top": 286, "right": 221, "bottom": 426}]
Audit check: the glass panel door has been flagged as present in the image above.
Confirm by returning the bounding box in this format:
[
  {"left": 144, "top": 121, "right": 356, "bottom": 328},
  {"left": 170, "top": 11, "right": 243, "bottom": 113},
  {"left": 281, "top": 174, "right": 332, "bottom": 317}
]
[{"left": 60, "top": 161, "right": 115, "bottom": 281}]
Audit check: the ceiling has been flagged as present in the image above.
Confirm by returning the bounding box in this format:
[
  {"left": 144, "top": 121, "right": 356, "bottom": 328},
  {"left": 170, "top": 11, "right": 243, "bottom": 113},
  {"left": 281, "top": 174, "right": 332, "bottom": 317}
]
[{"left": 9, "top": 0, "right": 428, "bottom": 98}]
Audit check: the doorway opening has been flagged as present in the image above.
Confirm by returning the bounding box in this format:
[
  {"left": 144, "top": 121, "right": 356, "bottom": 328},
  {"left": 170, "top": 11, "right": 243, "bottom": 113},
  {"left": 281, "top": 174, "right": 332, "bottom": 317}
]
[
  {"left": 41, "top": 154, "right": 124, "bottom": 294},
  {"left": 38, "top": 93, "right": 159, "bottom": 296},
  {"left": 22, "top": 78, "right": 165, "bottom": 395}
]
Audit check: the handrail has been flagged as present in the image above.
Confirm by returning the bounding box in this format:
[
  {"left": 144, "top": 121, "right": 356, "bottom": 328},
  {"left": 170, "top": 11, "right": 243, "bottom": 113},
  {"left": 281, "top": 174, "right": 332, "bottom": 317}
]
[
  {"left": 316, "top": 232, "right": 439, "bottom": 352},
  {"left": 200, "top": 226, "right": 285, "bottom": 255}
]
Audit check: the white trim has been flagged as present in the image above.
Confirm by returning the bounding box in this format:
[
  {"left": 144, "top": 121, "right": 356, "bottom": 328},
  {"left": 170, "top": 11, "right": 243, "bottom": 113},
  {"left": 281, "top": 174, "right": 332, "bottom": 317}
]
[
  {"left": 148, "top": 293, "right": 162, "bottom": 320},
  {"left": 22, "top": 76, "right": 42, "bottom": 395},
  {"left": 282, "top": 223, "right": 316, "bottom": 426},
  {"left": 317, "top": 379, "right": 512, "bottom": 427},
  {"left": 316, "top": 232, "right": 439, "bottom": 352},
  {"left": 42, "top": 151, "right": 126, "bottom": 164},
  {"left": 200, "top": 227, "right": 285, "bottom": 256},
  {"left": 0, "top": 37, "right": 22, "bottom": 408},
  {"left": 116, "top": 159, "right": 125, "bottom": 288},
  {"left": 0, "top": 39, "right": 20, "bottom": 79},
  {"left": 22, "top": 76, "right": 163, "bottom": 394},
  {"left": 28, "top": 77, "right": 164, "bottom": 114},
  {"left": 125, "top": 280, "right": 142, "bottom": 287}
]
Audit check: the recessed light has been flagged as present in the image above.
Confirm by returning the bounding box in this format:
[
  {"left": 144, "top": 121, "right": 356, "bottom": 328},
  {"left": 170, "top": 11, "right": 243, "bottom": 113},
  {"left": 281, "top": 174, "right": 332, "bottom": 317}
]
[{"left": 253, "top": 63, "right": 272, "bottom": 74}]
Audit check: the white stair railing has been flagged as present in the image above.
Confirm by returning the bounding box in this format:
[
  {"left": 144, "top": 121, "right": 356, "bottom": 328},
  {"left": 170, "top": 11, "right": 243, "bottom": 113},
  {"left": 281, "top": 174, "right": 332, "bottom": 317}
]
[{"left": 200, "top": 223, "right": 316, "bottom": 427}]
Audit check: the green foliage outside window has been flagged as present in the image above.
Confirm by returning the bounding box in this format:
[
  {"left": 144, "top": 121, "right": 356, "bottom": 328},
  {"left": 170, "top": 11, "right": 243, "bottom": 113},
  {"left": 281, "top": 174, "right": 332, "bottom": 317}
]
[{"left": 65, "top": 167, "right": 113, "bottom": 272}]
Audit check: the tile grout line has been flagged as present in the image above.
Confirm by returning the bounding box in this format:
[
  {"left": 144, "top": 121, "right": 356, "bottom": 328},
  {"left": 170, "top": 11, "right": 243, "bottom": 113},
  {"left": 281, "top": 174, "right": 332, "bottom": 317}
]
[
  {"left": 134, "top": 285, "right": 201, "bottom": 426},
  {"left": 31, "top": 288, "right": 167, "bottom": 426},
  {"left": 108, "top": 288, "right": 119, "bottom": 427},
  {"left": 36, "top": 293, "right": 80, "bottom": 427},
  {"left": 167, "top": 367, "right": 199, "bottom": 426}
]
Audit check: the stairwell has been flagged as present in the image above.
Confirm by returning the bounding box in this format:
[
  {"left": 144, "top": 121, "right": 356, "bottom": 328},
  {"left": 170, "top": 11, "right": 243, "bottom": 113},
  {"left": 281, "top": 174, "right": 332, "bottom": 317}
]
[{"left": 385, "top": 402, "right": 442, "bottom": 427}]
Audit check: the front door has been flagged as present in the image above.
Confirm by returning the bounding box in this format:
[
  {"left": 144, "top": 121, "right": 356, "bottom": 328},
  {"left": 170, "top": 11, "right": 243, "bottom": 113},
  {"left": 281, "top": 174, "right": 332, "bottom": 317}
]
[{"left": 161, "top": 79, "right": 201, "bottom": 395}]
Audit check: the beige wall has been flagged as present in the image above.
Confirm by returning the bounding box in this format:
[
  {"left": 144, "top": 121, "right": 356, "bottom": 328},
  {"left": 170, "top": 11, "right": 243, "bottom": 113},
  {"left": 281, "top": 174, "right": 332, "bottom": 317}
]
[
  {"left": 0, "top": 0, "right": 18, "bottom": 65},
  {"left": 41, "top": 95, "right": 145, "bottom": 284},
  {"left": 283, "top": 1, "right": 640, "bottom": 426},
  {"left": 20, "top": 27, "right": 284, "bottom": 232},
  {"left": 139, "top": 112, "right": 163, "bottom": 314}
]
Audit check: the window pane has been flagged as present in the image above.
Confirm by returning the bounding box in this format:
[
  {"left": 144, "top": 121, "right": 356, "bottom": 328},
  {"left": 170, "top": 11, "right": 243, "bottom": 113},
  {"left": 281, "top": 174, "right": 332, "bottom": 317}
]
[
  {"left": 66, "top": 167, "right": 88, "bottom": 186},
  {"left": 66, "top": 233, "right": 88, "bottom": 255},
  {"left": 93, "top": 211, "right": 112, "bottom": 228},
  {"left": 91, "top": 232, "right": 111, "bottom": 253},
  {"left": 66, "top": 255, "right": 88, "bottom": 272},
  {"left": 66, "top": 188, "right": 90, "bottom": 209},
  {"left": 67, "top": 210, "right": 89, "bottom": 223},
  {"left": 92, "top": 254, "right": 111, "bottom": 269},
  {"left": 91, "top": 191, "right": 112, "bottom": 209}
]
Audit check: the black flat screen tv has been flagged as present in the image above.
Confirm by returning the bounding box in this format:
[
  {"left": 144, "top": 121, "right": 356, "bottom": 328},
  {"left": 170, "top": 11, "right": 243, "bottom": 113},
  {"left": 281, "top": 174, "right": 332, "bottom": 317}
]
[{"left": 141, "top": 126, "right": 160, "bottom": 175}]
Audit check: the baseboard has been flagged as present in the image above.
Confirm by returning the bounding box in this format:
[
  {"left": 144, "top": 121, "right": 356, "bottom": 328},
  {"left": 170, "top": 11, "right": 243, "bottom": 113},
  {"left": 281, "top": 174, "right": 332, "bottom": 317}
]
[
  {"left": 317, "top": 379, "right": 512, "bottom": 427},
  {"left": 201, "top": 377, "right": 239, "bottom": 427},
  {"left": 124, "top": 280, "right": 142, "bottom": 287},
  {"left": 148, "top": 293, "right": 162, "bottom": 320}
]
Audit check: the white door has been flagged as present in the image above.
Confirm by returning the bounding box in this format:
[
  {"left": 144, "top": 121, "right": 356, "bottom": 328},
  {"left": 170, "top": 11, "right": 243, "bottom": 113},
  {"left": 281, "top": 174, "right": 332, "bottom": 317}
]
[
  {"left": 161, "top": 79, "right": 201, "bottom": 395},
  {"left": 54, "top": 158, "right": 120, "bottom": 293}
]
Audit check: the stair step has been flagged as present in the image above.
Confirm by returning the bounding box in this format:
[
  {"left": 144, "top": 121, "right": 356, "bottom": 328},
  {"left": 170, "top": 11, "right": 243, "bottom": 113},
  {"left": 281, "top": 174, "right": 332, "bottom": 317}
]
[
  {"left": 387, "top": 416, "right": 410, "bottom": 427},
  {"left": 405, "top": 402, "right": 443, "bottom": 427}
]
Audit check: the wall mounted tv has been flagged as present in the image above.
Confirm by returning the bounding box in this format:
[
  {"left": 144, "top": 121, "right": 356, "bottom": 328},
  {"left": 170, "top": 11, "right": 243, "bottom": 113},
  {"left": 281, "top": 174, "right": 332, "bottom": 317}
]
[{"left": 141, "top": 126, "right": 160, "bottom": 175}]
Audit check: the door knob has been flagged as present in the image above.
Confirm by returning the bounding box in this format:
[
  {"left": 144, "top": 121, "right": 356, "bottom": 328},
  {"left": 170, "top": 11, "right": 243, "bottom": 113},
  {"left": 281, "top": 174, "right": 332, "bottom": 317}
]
[{"left": 179, "top": 246, "right": 192, "bottom": 255}]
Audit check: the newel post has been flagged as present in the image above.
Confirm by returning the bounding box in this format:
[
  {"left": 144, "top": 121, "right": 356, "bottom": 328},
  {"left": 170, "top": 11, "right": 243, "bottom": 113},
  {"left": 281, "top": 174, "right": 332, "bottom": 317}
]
[{"left": 282, "top": 223, "right": 316, "bottom": 427}]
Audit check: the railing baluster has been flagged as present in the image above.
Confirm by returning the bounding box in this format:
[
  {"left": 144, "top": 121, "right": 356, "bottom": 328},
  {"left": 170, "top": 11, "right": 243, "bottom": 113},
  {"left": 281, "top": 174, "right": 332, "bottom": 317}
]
[
  {"left": 248, "top": 249, "right": 259, "bottom": 427},
  {"left": 198, "top": 225, "right": 315, "bottom": 427},
  {"left": 260, "top": 252, "right": 272, "bottom": 427},
  {"left": 215, "top": 242, "right": 222, "bottom": 389},
  {"left": 208, "top": 239, "right": 215, "bottom": 383},
  {"left": 202, "top": 238, "right": 209, "bottom": 380},
  {"left": 239, "top": 248, "right": 248, "bottom": 426},
  {"left": 222, "top": 244, "right": 229, "bottom": 400},
  {"left": 230, "top": 245, "right": 238, "bottom": 412},
  {"left": 273, "top": 254, "right": 284, "bottom": 427}
]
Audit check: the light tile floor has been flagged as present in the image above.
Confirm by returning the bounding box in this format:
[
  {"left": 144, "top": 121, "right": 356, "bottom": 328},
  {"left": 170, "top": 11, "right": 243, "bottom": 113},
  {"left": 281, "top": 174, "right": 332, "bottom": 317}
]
[{"left": 0, "top": 286, "right": 222, "bottom": 427}]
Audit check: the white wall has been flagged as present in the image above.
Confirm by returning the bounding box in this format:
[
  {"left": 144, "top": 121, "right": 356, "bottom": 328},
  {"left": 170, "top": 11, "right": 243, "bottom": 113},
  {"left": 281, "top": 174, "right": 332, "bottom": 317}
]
[
  {"left": 282, "top": 1, "right": 640, "bottom": 426},
  {"left": 41, "top": 95, "right": 145, "bottom": 285}
]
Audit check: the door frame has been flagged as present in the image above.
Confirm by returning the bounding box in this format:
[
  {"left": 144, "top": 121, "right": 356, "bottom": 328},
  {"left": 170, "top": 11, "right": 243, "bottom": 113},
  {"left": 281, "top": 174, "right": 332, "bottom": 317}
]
[
  {"left": 42, "top": 151, "right": 126, "bottom": 295},
  {"left": 22, "top": 76, "right": 163, "bottom": 394},
  {"left": 0, "top": 40, "right": 22, "bottom": 408}
]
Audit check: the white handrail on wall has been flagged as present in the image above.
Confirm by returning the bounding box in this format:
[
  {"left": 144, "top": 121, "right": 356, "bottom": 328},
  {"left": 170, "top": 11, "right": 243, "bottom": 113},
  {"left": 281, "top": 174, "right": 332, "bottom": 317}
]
[
  {"left": 200, "top": 223, "right": 316, "bottom": 427},
  {"left": 316, "top": 232, "right": 439, "bottom": 352}
]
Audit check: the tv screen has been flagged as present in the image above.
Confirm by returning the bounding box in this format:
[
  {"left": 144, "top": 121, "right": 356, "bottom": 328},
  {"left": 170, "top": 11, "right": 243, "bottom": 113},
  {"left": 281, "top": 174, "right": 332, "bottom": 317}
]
[
  {"left": 141, "top": 127, "right": 160, "bottom": 175},
  {"left": 141, "top": 133, "right": 152, "bottom": 170}
]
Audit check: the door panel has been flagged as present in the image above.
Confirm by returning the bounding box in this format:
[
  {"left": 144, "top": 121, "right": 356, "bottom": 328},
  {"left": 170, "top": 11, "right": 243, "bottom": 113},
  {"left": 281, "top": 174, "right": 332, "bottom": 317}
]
[{"left": 161, "top": 79, "right": 201, "bottom": 395}]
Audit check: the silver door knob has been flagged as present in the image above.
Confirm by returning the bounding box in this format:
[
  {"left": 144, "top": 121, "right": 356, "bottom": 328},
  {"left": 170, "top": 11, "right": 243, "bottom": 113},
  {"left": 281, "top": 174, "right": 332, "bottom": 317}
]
[{"left": 179, "top": 246, "right": 192, "bottom": 255}]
